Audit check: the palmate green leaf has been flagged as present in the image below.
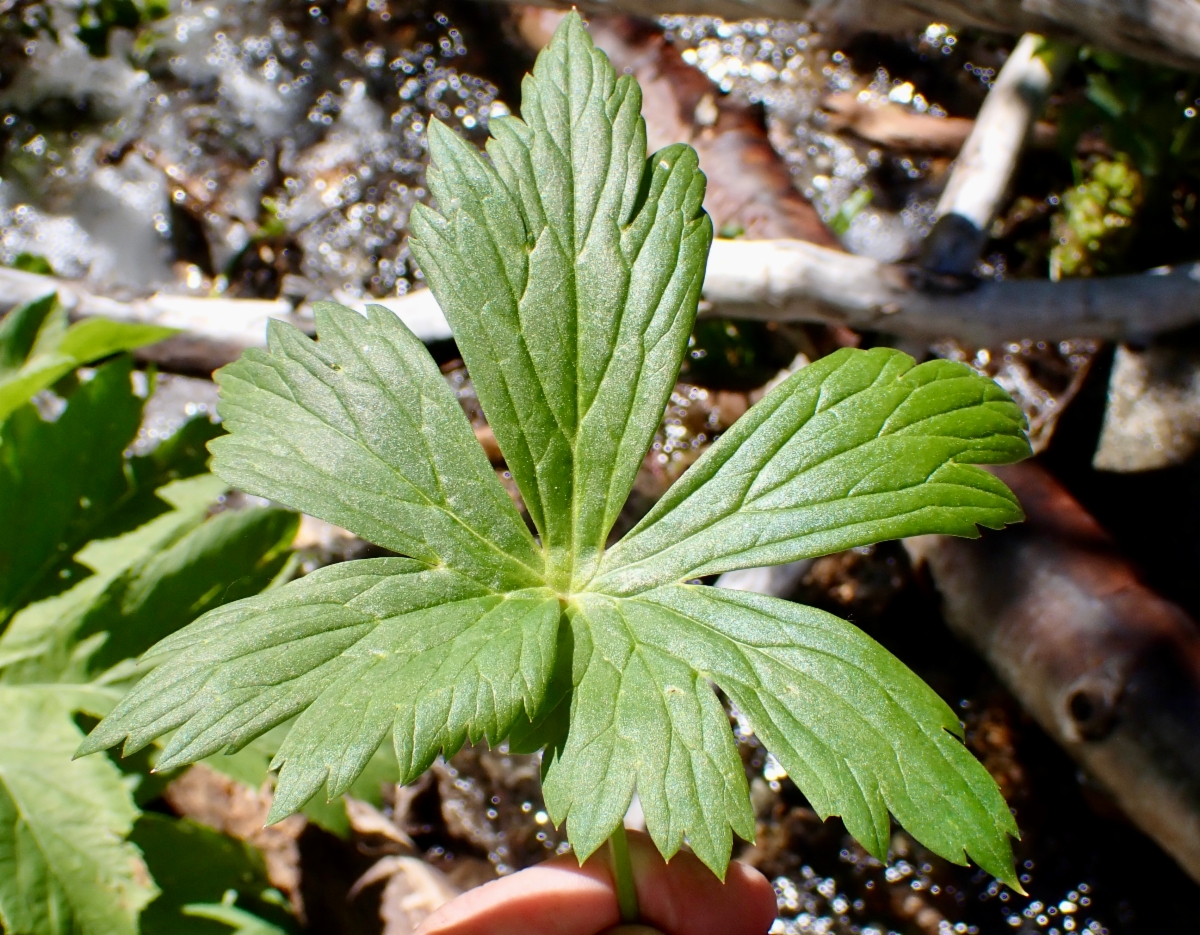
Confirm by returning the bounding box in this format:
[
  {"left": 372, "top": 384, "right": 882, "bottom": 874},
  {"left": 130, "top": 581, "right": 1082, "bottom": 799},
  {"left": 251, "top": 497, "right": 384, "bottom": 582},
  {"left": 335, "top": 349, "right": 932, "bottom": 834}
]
[
  {"left": 0, "top": 294, "right": 176, "bottom": 424},
  {"left": 208, "top": 303, "right": 542, "bottom": 591},
  {"left": 594, "top": 347, "right": 1030, "bottom": 594},
  {"left": 539, "top": 586, "right": 1018, "bottom": 882},
  {"left": 410, "top": 12, "right": 710, "bottom": 584},
  {"left": 0, "top": 683, "right": 156, "bottom": 935},
  {"left": 81, "top": 11, "right": 1031, "bottom": 891},
  {"left": 78, "top": 559, "right": 562, "bottom": 819}
]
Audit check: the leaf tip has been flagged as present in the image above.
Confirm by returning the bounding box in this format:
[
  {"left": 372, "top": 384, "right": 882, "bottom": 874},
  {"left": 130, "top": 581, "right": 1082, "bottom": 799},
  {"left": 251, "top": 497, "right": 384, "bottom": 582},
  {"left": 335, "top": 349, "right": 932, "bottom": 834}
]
[
  {"left": 74, "top": 729, "right": 115, "bottom": 760},
  {"left": 264, "top": 800, "right": 296, "bottom": 827}
]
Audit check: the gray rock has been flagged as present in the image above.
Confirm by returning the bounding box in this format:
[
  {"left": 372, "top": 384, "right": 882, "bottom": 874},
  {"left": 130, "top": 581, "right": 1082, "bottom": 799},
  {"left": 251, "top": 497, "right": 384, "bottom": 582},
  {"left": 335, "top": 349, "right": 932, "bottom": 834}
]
[{"left": 1094, "top": 343, "right": 1200, "bottom": 472}]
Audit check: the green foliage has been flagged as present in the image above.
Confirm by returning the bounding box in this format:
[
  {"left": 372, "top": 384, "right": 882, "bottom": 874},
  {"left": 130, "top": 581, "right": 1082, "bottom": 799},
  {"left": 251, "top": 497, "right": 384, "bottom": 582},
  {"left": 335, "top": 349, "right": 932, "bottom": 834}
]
[
  {"left": 1041, "top": 47, "right": 1200, "bottom": 272},
  {"left": 82, "top": 13, "right": 1032, "bottom": 887},
  {"left": 827, "top": 186, "right": 873, "bottom": 236},
  {"left": 0, "top": 294, "right": 176, "bottom": 425},
  {"left": 0, "top": 303, "right": 303, "bottom": 933},
  {"left": 0, "top": 682, "right": 154, "bottom": 935},
  {"left": 8, "top": 253, "right": 55, "bottom": 275},
  {"left": 0, "top": 473, "right": 229, "bottom": 680},
  {"left": 76, "top": 0, "right": 171, "bottom": 57},
  {"left": 1059, "top": 49, "right": 1200, "bottom": 181},
  {"left": 182, "top": 900, "right": 288, "bottom": 935},
  {"left": 75, "top": 504, "right": 298, "bottom": 673},
  {"left": 0, "top": 355, "right": 226, "bottom": 625},
  {"left": 1050, "top": 154, "right": 1143, "bottom": 279},
  {"left": 132, "top": 816, "right": 291, "bottom": 935}
]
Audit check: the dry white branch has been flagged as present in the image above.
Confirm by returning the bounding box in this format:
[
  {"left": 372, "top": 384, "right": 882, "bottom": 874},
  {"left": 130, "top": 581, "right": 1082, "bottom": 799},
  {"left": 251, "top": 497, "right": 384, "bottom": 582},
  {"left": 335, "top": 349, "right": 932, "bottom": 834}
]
[
  {"left": 0, "top": 266, "right": 452, "bottom": 372},
  {"left": 923, "top": 34, "right": 1070, "bottom": 276},
  {"left": 700, "top": 239, "right": 1200, "bottom": 345},
  {"left": 5, "top": 244, "right": 1200, "bottom": 369}
]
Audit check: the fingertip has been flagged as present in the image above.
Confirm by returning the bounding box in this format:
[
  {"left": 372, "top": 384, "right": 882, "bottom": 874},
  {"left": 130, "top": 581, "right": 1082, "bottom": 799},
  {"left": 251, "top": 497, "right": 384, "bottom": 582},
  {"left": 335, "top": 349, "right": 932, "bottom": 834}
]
[
  {"left": 415, "top": 855, "right": 618, "bottom": 935},
  {"left": 624, "top": 831, "right": 777, "bottom": 935},
  {"left": 723, "top": 857, "right": 780, "bottom": 933}
]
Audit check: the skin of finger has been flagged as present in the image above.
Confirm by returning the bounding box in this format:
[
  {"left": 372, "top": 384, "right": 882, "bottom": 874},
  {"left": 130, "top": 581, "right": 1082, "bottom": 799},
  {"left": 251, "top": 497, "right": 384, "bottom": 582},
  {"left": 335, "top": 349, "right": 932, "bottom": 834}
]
[
  {"left": 626, "top": 832, "right": 778, "bottom": 935},
  {"left": 415, "top": 858, "right": 620, "bottom": 935},
  {"left": 414, "top": 830, "right": 777, "bottom": 935}
]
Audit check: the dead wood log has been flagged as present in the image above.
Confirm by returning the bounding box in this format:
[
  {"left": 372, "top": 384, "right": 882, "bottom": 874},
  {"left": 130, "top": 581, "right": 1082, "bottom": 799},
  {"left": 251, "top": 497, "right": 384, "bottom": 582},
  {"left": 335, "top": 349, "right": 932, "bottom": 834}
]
[
  {"left": 490, "top": 0, "right": 1200, "bottom": 74},
  {"left": 906, "top": 461, "right": 1200, "bottom": 884},
  {"left": 1093, "top": 343, "right": 1200, "bottom": 473}
]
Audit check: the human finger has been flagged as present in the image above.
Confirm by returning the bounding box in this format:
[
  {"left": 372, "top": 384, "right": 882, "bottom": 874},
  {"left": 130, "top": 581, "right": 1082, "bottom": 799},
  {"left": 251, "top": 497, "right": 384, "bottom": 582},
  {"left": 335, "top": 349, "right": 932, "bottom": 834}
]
[
  {"left": 415, "top": 830, "right": 777, "bottom": 935},
  {"left": 623, "top": 831, "right": 778, "bottom": 935}
]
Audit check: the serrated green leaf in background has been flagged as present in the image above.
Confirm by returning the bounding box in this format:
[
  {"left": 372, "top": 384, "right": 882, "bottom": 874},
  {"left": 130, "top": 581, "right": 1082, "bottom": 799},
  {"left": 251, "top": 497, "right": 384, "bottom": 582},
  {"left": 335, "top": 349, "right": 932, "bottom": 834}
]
[
  {"left": 0, "top": 294, "right": 58, "bottom": 377},
  {"left": 0, "top": 356, "right": 220, "bottom": 626},
  {"left": 0, "top": 474, "right": 229, "bottom": 679},
  {"left": 81, "top": 12, "right": 1033, "bottom": 889},
  {"left": 0, "top": 295, "right": 176, "bottom": 424},
  {"left": 0, "top": 683, "right": 157, "bottom": 935},
  {"left": 76, "top": 504, "right": 298, "bottom": 674}
]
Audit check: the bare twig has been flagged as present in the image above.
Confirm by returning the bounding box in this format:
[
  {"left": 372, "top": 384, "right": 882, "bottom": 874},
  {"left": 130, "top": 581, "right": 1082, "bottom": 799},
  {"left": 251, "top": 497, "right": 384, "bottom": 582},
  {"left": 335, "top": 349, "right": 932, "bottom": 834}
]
[
  {"left": 922, "top": 34, "right": 1071, "bottom": 276},
  {"left": 906, "top": 461, "right": 1200, "bottom": 884},
  {"left": 0, "top": 266, "right": 450, "bottom": 374},
  {"left": 5, "top": 244, "right": 1200, "bottom": 372},
  {"left": 822, "top": 93, "right": 1032, "bottom": 156},
  {"left": 699, "top": 239, "right": 1200, "bottom": 345}
]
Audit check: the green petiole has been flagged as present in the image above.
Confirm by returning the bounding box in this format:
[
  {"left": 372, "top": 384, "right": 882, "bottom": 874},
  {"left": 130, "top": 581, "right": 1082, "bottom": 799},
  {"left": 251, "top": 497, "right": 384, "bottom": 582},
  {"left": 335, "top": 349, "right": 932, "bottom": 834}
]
[{"left": 609, "top": 824, "right": 639, "bottom": 924}]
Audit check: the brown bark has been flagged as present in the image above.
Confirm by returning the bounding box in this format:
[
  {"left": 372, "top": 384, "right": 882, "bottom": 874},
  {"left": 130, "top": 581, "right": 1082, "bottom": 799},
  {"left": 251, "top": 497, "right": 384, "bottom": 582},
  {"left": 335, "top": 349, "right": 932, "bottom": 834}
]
[
  {"left": 822, "top": 93, "right": 1058, "bottom": 154},
  {"left": 906, "top": 461, "right": 1200, "bottom": 884}
]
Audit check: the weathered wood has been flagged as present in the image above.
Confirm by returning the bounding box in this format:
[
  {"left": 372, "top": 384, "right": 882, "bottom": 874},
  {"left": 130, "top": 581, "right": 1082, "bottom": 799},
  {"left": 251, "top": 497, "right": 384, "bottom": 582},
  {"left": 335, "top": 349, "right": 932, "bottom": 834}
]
[
  {"left": 701, "top": 238, "right": 1200, "bottom": 345},
  {"left": 906, "top": 461, "right": 1200, "bottom": 884},
  {"left": 6, "top": 241, "right": 1200, "bottom": 373},
  {"left": 0, "top": 266, "right": 450, "bottom": 374},
  {"left": 498, "top": 0, "right": 1200, "bottom": 73}
]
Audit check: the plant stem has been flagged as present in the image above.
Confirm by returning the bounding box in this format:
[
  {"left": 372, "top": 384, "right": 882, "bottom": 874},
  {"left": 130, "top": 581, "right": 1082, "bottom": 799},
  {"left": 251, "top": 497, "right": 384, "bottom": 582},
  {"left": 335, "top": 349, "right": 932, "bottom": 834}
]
[{"left": 608, "top": 824, "right": 639, "bottom": 924}]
